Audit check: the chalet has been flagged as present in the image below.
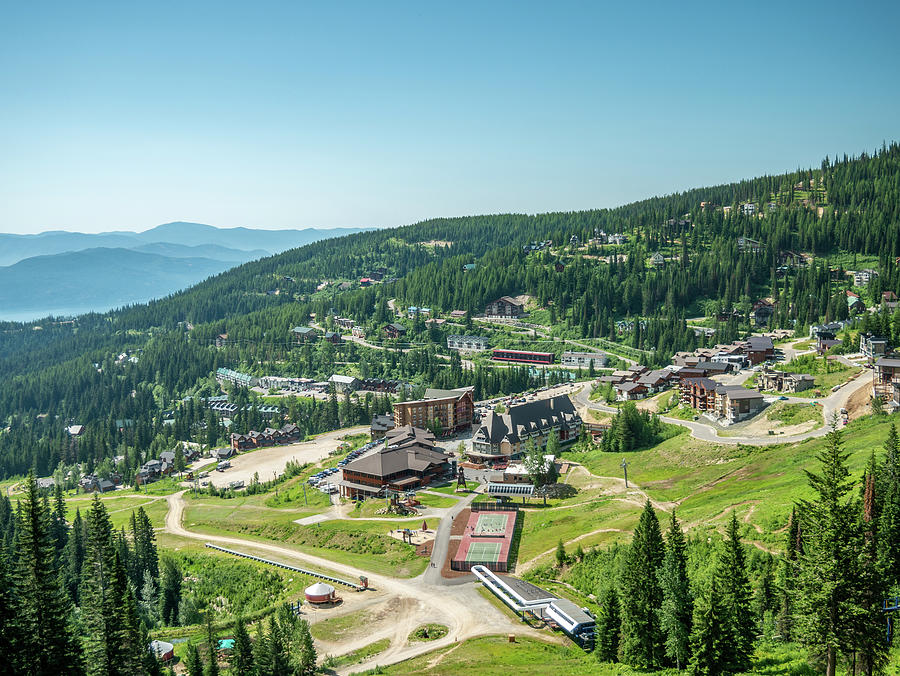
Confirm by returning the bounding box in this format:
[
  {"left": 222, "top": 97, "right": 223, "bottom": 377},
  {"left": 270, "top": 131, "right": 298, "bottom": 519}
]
[
  {"left": 741, "top": 202, "right": 757, "bottom": 216},
  {"left": 714, "top": 386, "right": 764, "bottom": 423},
  {"left": 756, "top": 368, "right": 815, "bottom": 393},
  {"left": 743, "top": 336, "right": 775, "bottom": 365},
  {"left": 36, "top": 477, "right": 56, "bottom": 490},
  {"left": 851, "top": 269, "right": 878, "bottom": 286},
  {"left": 231, "top": 433, "right": 253, "bottom": 451},
  {"left": 816, "top": 338, "right": 842, "bottom": 355},
  {"left": 627, "top": 364, "right": 649, "bottom": 377},
  {"left": 215, "top": 447, "right": 235, "bottom": 460},
  {"left": 778, "top": 250, "right": 806, "bottom": 268},
  {"left": 874, "top": 357, "right": 900, "bottom": 405},
  {"left": 292, "top": 326, "right": 319, "bottom": 343},
  {"left": 383, "top": 323, "right": 407, "bottom": 339},
  {"left": 636, "top": 370, "right": 670, "bottom": 393},
  {"left": 615, "top": 381, "right": 648, "bottom": 401},
  {"left": 279, "top": 423, "right": 302, "bottom": 443},
  {"left": 393, "top": 387, "right": 475, "bottom": 433},
  {"left": 883, "top": 291, "right": 898, "bottom": 303},
  {"left": 650, "top": 252, "right": 666, "bottom": 268},
  {"left": 680, "top": 377, "right": 718, "bottom": 411},
  {"left": 608, "top": 234, "right": 628, "bottom": 245},
  {"left": 351, "top": 326, "right": 366, "bottom": 339},
  {"left": 485, "top": 296, "right": 525, "bottom": 318},
  {"left": 809, "top": 322, "right": 842, "bottom": 340},
  {"left": 449, "top": 310, "right": 468, "bottom": 319},
  {"left": 339, "top": 426, "right": 451, "bottom": 498},
  {"left": 447, "top": 335, "right": 490, "bottom": 352},
  {"left": 328, "top": 374, "right": 360, "bottom": 392},
  {"left": 470, "top": 395, "right": 582, "bottom": 463},
  {"left": 335, "top": 317, "right": 355, "bottom": 329},
  {"left": 463, "top": 263, "right": 477, "bottom": 272},
  {"left": 359, "top": 278, "right": 373, "bottom": 286},
  {"left": 370, "top": 414, "right": 396, "bottom": 439},
  {"left": 67, "top": 424, "right": 85, "bottom": 436},
  {"left": 560, "top": 351, "right": 608, "bottom": 369},
  {"left": 323, "top": 331, "right": 343, "bottom": 345},
  {"left": 860, "top": 333, "right": 889, "bottom": 361},
  {"left": 750, "top": 300, "right": 775, "bottom": 327},
  {"left": 847, "top": 292, "right": 863, "bottom": 313},
  {"left": 215, "top": 333, "right": 229, "bottom": 347}
]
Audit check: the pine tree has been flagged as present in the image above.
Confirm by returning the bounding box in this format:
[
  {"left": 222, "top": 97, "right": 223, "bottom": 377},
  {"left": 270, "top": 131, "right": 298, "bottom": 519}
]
[
  {"left": 595, "top": 585, "right": 620, "bottom": 663},
  {"left": 793, "top": 425, "right": 859, "bottom": 676},
  {"left": 64, "top": 508, "right": 86, "bottom": 604},
  {"left": 0, "top": 546, "right": 15, "bottom": 666},
  {"left": 688, "top": 579, "right": 728, "bottom": 676},
  {"left": 185, "top": 642, "right": 204, "bottom": 676},
  {"left": 12, "top": 472, "right": 82, "bottom": 676},
  {"left": 204, "top": 611, "right": 220, "bottom": 676},
  {"left": 159, "top": 557, "right": 182, "bottom": 626},
  {"left": 267, "top": 613, "right": 290, "bottom": 675},
  {"left": 776, "top": 506, "right": 799, "bottom": 640},
  {"left": 620, "top": 499, "right": 665, "bottom": 667},
  {"left": 229, "top": 615, "right": 254, "bottom": 675},
  {"left": 716, "top": 512, "right": 754, "bottom": 672},
  {"left": 252, "top": 620, "right": 273, "bottom": 676},
  {"left": 658, "top": 509, "right": 692, "bottom": 669},
  {"left": 297, "top": 618, "right": 317, "bottom": 676},
  {"left": 878, "top": 424, "right": 900, "bottom": 587},
  {"left": 81, "top": 494, "right": 129, "bottom": 676}
]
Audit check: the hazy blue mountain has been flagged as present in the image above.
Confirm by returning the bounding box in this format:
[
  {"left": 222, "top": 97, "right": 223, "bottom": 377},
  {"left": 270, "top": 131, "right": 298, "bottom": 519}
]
[
  {"left": 131, "top": 241, "right": 269, "bottom": 263},
  {"left": 0, "top": 222, "right": 372, "bottom": 265},
  {"left": 0, "top": 247, "right": 236, "bottom": 318}
]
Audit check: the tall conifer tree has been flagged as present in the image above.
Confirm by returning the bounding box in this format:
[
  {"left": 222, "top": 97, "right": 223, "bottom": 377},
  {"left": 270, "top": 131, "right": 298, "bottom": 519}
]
[
  {"left": 620, "top": 499, "right": 665, "bottom": 667},
  {"left": 658, "top": 509, "right": 692, "bottom": 669},
  {"left": 716, "top": 512, "right": 755, "bottom": 672}
]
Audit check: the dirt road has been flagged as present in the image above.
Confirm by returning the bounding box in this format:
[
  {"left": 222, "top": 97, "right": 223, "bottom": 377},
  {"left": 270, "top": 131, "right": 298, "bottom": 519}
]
[
  {"left": 207, "top": 426, "right": 368, "bottom": 488},
  {"left": 164, "top": 491, "right": 550, "bottom": 674}
]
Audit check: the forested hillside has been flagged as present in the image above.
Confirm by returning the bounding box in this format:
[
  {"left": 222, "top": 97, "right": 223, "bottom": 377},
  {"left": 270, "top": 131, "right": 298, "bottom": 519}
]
[{"left": 0, "top": 143, "right": 898, "bottom": 478}]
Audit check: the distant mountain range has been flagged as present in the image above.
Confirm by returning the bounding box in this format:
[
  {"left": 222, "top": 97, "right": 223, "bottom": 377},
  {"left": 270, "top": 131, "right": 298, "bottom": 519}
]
[
  {"left": 0, "top": 221, "right": 371, "bottom": 266},
  {"left": 0, "top": 222, "right": 372, "bottom": 319}
]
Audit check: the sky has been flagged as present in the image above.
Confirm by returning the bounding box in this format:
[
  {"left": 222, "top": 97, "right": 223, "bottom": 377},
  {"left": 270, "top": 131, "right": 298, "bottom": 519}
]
[{"left": 1, "top": 1, "right": 898, "bottom": 234}]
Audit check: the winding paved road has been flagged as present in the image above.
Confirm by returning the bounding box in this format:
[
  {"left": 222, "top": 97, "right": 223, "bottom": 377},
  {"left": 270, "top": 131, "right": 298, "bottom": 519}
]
[{"left": 575, "top": 361, "right": 871, "bottom": 446}]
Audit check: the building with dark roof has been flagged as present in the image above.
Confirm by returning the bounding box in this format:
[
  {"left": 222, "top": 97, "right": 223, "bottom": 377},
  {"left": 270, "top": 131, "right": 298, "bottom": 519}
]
[
  {"left": 485, "top": 296, "right": 524, "bottom": 318},
  {"left": 338, "top": 425, "right": 451, "bottom": 498},
  {"left": 370, "top": 413, "right": 396, "bottom": 439},
  {"left": 470, "top": 395, "right": 581, "bottom": 463},
  {"left": 874, "top": 357, "right": 900, "bottom": 404}
]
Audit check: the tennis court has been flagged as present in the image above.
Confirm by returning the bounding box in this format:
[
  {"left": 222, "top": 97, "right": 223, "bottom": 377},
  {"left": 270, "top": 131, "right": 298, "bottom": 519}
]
[
  {"left": 474, "top": 513, "right": 510, "bottom": 536},
  {"left": 464, "top": 541, "right": 502, "bottom": 563}
]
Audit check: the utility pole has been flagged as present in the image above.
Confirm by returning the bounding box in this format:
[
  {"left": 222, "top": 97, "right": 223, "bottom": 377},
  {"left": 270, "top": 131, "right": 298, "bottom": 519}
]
[{"left": 621, "top": 458, "right": 629, "bottom": 488}]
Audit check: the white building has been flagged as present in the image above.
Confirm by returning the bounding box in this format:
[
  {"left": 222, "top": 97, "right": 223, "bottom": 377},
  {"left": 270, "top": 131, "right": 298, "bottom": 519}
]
[
  {"left": 447, "top": 335, "right": 490, "bottom": 352},
  {"left": 560, "top": 351, "right": 608, "bottom": 369}
]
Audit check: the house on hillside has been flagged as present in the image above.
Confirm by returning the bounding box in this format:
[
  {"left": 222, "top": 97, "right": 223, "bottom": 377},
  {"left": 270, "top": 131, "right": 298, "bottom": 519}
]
[
  {"left": 650, "top": 252, "right": 666, "bottom": 268},
  {"left": 874, "top": 357, "right": 900, "bottom": 405},
  {"left": 292, "top": 326, "right": 319, "bottom": 343},
  {"left": 560, "top": 351, "right": 608, "bottom": 369},
  {"left": 750, "top": 300, "right": 775, "bottom": 327},
  {"left": 323, "top": 331, "right": 343, "bottom": 345},
  {"left": 860, "top": 333, "right": 889, "bottom": 361},
  {"left": 447, "top": 335, "right": 490, "bottom": 352},
  {"left": 382, "top": 323, "right": 407, "bottom": 339},
  {"left": 328, "top": 374, "right": 360, "bottom": 393},
  {"left": 485, "top": 296, "right": 525, "bottom": 318},
  {"left": 615, "top": 381, "right": 648, "bottom": 401}
]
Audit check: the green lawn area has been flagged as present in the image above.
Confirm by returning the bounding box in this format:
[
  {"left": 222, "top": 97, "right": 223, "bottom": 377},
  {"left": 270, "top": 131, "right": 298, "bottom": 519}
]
[
  {"left": 428, "top": 481, "right": 478, "bottom": 494},
  {"left": 766, "top": 402, "right": 822, "bottom": 426},
  {"left": 517, "top": 498, "right": 640, "bottom": 564},
  {"left": 63, "top": 493, "right": 169, "bottom": 529},
  {"left": 328, "top": 637, "right": 390, "bottom": 669},
  {"left": 363, "top": 634, "right": 884, "bottom": 676},
  {"left": 414, "top": 492, "right": 459, "bottom": 508},
  {"left": 310, "top": 608, "right": 374, "bottom": 642},
  {"left": 576, "top": 415, "right": 899, "bottom": 550},
  {"left": 184, "top": 499, "right": 433, "bottom": 577}
]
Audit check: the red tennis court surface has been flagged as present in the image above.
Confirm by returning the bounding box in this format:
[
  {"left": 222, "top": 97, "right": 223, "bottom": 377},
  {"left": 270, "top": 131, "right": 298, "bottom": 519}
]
[{"left": 452, "top": 509, "right": 517, "bottom": 571}]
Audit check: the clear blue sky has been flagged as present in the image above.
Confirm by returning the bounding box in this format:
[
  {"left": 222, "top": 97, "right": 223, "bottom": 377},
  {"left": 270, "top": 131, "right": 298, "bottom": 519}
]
[{"left": 2, "top": 1, "right": 898, "bottom": 234}]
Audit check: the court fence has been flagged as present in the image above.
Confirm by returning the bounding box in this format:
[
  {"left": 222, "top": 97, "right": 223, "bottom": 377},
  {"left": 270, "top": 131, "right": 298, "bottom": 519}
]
[
  {"left": 471, "top": 502, "right": 520, "bottom": 513},
  {"left": 450, "top": 558, "right": 508, "bottom": 573}
]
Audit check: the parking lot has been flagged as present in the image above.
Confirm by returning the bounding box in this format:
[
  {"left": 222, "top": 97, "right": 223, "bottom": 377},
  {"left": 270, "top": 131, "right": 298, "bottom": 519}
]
[{"left": 203, "top": 425, "right": 368, "bottom": 488}]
